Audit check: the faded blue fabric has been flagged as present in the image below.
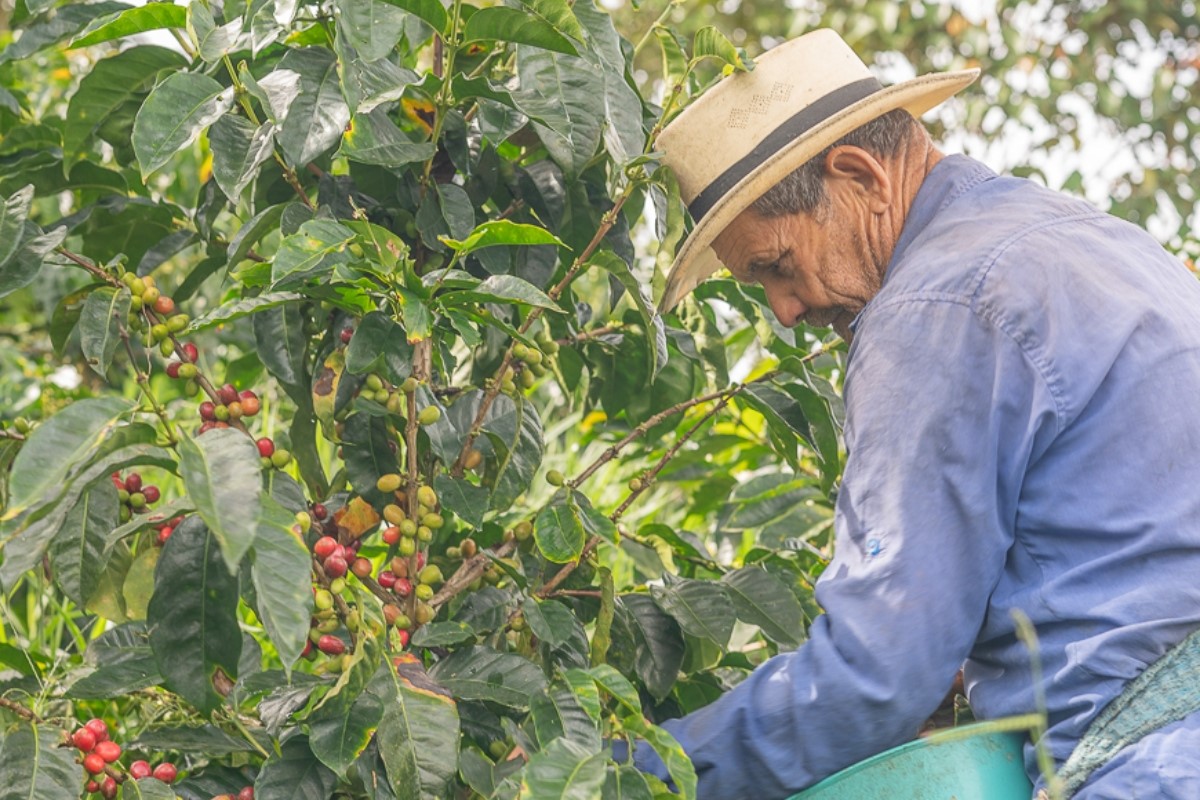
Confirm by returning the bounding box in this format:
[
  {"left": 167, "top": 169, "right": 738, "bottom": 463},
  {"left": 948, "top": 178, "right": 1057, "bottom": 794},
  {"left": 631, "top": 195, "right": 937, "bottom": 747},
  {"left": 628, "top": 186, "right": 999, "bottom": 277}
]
[{"left": 623, "top": 155, "right": 1200, "bottom": 799}]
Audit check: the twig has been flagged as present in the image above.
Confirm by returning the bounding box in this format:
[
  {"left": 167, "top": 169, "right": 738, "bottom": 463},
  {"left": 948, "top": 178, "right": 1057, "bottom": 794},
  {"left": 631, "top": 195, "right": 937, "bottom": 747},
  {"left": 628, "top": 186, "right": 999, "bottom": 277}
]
[
  {"left": 610, "top": 392, "right": 734, "bottom": 522},
  {"left": 536, "top": 538, "right": 603, "bottom": 599},
  {"left": 430, "top": 540, "right": 516, "bottom": 608},
  {"left": 118, "top": 325, "right": 179, "bottom": 446},
  {"left": 0, "top": 696, "right": 42, "bottom": 723},
  {"left": 54, "top": 248, "right": 119, "bottom": 286},
  {"left": 556, "top": 324, "right": 620, "bottom": 346}
]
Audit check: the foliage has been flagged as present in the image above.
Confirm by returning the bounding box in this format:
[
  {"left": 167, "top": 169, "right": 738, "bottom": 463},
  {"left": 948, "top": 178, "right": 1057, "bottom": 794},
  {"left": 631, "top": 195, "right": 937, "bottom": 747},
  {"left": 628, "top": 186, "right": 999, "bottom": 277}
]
[{"left": 0, "top": 1, "right": 839, "bottom": 797}]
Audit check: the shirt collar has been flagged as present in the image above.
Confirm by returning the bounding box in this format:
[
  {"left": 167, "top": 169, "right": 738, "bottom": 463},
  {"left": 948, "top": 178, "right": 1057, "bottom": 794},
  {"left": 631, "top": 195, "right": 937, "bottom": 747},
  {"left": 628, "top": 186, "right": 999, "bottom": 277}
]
[{"left": 848, "top": 154, "right": 996, "bottom": 334}]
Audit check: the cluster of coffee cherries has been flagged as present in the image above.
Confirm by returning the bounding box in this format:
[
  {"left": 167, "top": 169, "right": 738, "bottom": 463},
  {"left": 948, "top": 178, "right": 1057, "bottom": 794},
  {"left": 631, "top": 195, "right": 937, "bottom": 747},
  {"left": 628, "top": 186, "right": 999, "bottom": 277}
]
[
  {"left": 153, "top": 513, "right": 187, "bottom": 546},
  {"left": 209, "top": 787, "right": 254, "bottom": 800},
  {"left": 121, "top": 272, "right": 189, "bottom": 351},
  {"left": 197, "top": 382, "right": 263, "bottom": 435},
  {"left": 110, "top": 471, "right": 161, "bottom": 523},
  {"left": 70, "top": 718, "right": 177, "bottom": 797},
  {"left": 351, "top": 367, "right": 444, "bottom": 428},
  {"left": 503, "top": 328, "right": 559, "bottom": 393}
]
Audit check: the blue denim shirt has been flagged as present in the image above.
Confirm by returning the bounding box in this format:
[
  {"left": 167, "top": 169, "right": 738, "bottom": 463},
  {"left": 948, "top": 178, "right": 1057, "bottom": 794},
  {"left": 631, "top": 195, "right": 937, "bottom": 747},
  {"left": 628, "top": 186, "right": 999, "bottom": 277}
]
[{"left": 629, "top": 156, "right": 1200, "bottom": 798}]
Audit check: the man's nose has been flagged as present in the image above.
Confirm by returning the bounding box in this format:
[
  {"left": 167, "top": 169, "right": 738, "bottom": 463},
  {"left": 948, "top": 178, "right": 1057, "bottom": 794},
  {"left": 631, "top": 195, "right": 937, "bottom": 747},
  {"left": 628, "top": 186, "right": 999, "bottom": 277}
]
[{"left": 765, "top": 288, "right": 805, "bottom": 327}]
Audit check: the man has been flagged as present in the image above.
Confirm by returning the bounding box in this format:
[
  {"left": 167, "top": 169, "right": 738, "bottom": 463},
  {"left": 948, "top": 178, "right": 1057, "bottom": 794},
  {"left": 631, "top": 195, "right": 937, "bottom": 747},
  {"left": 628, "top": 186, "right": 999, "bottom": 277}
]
[{"left": 627, "top": 28, "right": 1200, "bottom": 799}]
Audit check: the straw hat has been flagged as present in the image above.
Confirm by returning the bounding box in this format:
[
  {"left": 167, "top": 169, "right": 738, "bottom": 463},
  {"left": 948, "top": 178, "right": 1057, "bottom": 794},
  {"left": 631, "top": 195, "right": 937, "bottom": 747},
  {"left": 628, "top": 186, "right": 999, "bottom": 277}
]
[{"left": 657, "top": 29, "right": 979, "bottom": 311}]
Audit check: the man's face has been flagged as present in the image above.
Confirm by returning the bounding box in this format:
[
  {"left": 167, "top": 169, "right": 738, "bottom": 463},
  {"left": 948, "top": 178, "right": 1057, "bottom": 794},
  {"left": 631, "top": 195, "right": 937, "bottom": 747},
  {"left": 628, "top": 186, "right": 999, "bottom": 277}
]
[{"left": 711, "top": 185, "right": 887, "bottom": 341}]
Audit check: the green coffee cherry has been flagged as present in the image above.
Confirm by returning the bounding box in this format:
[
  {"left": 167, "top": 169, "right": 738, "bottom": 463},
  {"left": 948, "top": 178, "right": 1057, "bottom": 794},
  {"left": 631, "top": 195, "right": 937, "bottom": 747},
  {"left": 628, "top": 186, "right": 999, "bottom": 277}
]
[
  {"left": 417, "top": 486, "right": 437, "bottom": 507},
  {"left": 546, "top": 469, "right": 565, "bottom": 486},
  {"left": 366, "top": 374, "right": 384, "bottom": 391},
  {"left": 417, "top": 405, "right": 441, "bottom": 425},
  {"left": 377, "top": 473, "right": 403, "bottom": 493},
  {"left": 415, "top": 583, "right": 434, "bottom": 601}
]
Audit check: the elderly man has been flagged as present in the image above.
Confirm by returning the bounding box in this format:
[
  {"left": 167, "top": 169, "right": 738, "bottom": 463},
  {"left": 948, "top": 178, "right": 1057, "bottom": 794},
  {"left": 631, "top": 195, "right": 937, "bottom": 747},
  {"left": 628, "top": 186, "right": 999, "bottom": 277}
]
[{"left": 626, "top": 29, "right": 1200, "bottom": 799}]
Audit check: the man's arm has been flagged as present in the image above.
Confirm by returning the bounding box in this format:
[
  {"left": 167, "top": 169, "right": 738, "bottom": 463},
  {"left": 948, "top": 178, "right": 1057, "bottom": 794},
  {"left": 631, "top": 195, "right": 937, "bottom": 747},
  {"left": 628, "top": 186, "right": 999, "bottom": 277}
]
[{"left": 627, "top": 298, "right": 1058, "bottom": 799}]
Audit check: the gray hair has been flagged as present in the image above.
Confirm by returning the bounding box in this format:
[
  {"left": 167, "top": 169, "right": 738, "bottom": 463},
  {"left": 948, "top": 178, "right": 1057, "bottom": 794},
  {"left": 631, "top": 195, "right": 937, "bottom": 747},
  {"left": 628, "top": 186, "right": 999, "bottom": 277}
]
[{"left": 751, "top": 109, "right": 925, "bottom": 217}]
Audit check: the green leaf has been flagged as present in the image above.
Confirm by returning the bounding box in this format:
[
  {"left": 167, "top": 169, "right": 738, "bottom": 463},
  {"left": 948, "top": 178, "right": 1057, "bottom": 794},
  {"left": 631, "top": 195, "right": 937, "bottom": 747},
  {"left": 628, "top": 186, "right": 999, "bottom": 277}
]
[
  {"left": 410, "top": 621, "right": 476, "bottom": 647},
  {"left": 309, "top": 648, "right": 384, "bottom": 776},
  {"left": 617, "top": 594, "right": 684, "bottom": 701},
  {"left": 432, "top": 475, "right": 488, "bottom": 530},
  {"left": 187, "top": 0, "right": 250, "bottom": 62},
  {"left": 441, "top": 220, "right": 566, "bottom": 257},
  {"left": 47, "top": 478, "right": 118, "bottom": 608},
  {"left": 345, "top": 310, "right": 414, "bottom": 382},
  {"left": 71, "top": 3, "right": 188, "bottom": 47},
  {"left": 591, "top": 250, "right": 666, "bottom": 379},
  {"left": 341, "top": 413, "right": 401, "bottom": 508},
  {"left": 187, "top": 291, "right": 304, "bottom": 333},
  {"left": 522, "top": 596, "right": 575, "bottom": 647},
  {"left": 521, "top": 737, "right": 606, "bottom": 799},
  {"left": 68, "top": 651, "right": 162, "bottom": 699},
  {"left": 252, "top": 299, "right": 310, "bottom": 398},
  {"left": 178, "top": 428, "right": 263, "bottom": 572},
  {"left": 721, "top": 566, "right": 806, "bottom": 648},
  {"left": 573, "top": 0, "right": 645, "bottom": 165},
  {"left": 134, "top": 724, "right": 264, "bottom": 756},
  {"left": 339, "top": 109, "right": 435, "bottom": 167},
  {"left": 530, "top": 682, "right": 601, "bottom": 750},
  {"left": 251, "top": 495, "right": 314, "bottom": 674},
  {"left": 334, "top": 0, "right": 408, "bottom": 62},
  {"left": 147, "top": 517, "right": 242, "bottom": 714},
  {"left": 620, "top": 716, "right": 696, "bottom": 800},
  {"left": 63, "top": 46, "right": 188, "bottom": 164},
  {"left": 208, "top": 115, "right": 276, "bottom": 202},
  {"left": 463, "top": 7, "right": 578, "bottom": 56},
  {"left": 429, "top": 646, "right": 546, "bottom": 708},
  {"left": 483, "top": 394, "right": 544, "bottom": 512},
  {"left": 120, "top": 777, "right": 177, "bottom": 800},
  {"left": 691, "top": 26, "right": 747, "bottom": 71},
  {"left": 3, "top": 396, "right": 134, "bottom": 520},
  {"left": 271, "top": 219, "right": 355, "bottom": 288},
  {"left": 650, "top": 575, "right": 734, "bottom": 648},
  {"left": 534, "top": 488, "right": 587, "bottom": 563},
  {"left": 653, "top": 26, "right": 688, "bottom": 89},
  {"left": 561, "top": 669, "right": 603, "bottom": 720},
  {"left": 0, "top": 2, "right": 129, "bottom": 65},
  {"left": 375, "top": 0, "right": 447, "bottom": 35},
  {"left": 78, "top": 285, "right": 131, "bottom": 378},
  {"left": 254, "top": 736, "right": 338, "bottom": 799},
  {"left": 273, "top": 48, "right": 350, "bottom": 166},
  {"left": 228, "top": 202, "right": 288, "bottom": 268},
  {"left": 581, "top": 664, "right": 641, "bottom": 714},
  {"left": 0, "top": 722, "right": 83, "bottom": 797},
  {"left": 132, "top": 71, "right": 235, "bottom": 178},
  {"left": 375, "top": 658, "right": 461, "bottom": 800},
  {"left": 602, "top": 764, "right": 654, "bottom": 800},
  {"left": 441, "top": 274, "right": 562, "bottom": 312},
  {"left": 516, "top": 46, "right": 604, "bottom": 176},
  {"left": 0, "top": 184, "right": 33, "bottom": 271},
  {"left": 0, "top": 224, "right": 65, "bottom": 300}
]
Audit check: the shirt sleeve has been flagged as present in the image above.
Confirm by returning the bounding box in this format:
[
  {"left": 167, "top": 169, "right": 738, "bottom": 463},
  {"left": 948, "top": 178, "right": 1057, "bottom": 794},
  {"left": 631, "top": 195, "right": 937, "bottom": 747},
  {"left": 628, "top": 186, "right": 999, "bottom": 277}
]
[{"left": 630, "top": 297, "right": 1060, "bottom": 799}]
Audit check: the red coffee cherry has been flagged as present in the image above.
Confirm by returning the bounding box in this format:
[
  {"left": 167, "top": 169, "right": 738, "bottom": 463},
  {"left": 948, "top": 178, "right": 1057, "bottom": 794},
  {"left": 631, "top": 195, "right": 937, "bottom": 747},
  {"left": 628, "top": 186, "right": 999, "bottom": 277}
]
[
  {"left": 181, "top": 342, "right": 199, "bottom": 362},
  {"left": 123, "top": 473, "right": 142, "bottom": 493},
  {"left": 166, "top": 361, "right": 181, "bottom": 379},
  {"left": 94, "top": 740, "right": 121, "bottom": 763},
  {"left": 313, "top": 536, "right": 338, "bottom": 559},
  {"left": 351, "top": 557, "right": 372, "bottom": 578},
  {"left": 238, "top": 787, "right": 255, "bottom": 800},
  {"left": 151, "top": 762, "right": 177, "bottom": 783},
  {"left": 199, "top": 401, "right": 216, "bottom": 421},
  {"left": 377, "top": 570, "right": 396, "bottom": 589},
  {"left": 218, "top": 383, "right": 238, "bottom": 405},
  {"left": 340, "top": 327, "right": 354, "bottom": 344},
  {"left": 71, "top": 727, "right": 97, "bottom": 752},
  {"left": 317, "top": 635, "right": 346, "bottom": 655},
  {"left": 85, "top": 780, "right": 100, "bottom": 794},
  {"left": 83, "top": 718, "right": 109, "bottom": 742},
  {"left": 239, "top": 390, "right": 260, "bottom": 416},
  {"left": 129, "top": 760, "right": 152, "bottom": 779},
  {"left": 100, "top": 776, "right": 118, "bottom": 799},
  {"left": 323, "top": 555, "right": 348, "bottom": 579},
  {"left": 141, "top": 485, "right": 160, "bottom": 504},
  {"left": 83, "top": 753, "right": 106, "bottom": 775},
  {"left": 256, "top": 437, "right": 275, "bottom": 458},
  {"left": 153, "top": 295, "right": 175, "bottom": 315}
]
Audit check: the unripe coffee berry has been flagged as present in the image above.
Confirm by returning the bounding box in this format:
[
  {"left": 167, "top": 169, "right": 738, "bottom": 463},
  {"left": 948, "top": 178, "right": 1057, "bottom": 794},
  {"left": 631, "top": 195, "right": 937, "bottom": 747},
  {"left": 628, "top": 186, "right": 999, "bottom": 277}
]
[
  {"left": 152, "top": 762, "right": 177, "bottom": 783},
  {"left": 513, "top": 521, "right": 533, "bottom": 541},
  {"left": 512, "top": 342, "right": 530, "bottom": 361},
  {"left": 150, "top": 323, "right": 169, "bottom": 341},
  {"left": 153, "top": 295, "right": 175, "bottom": 315},
  {"left": 383, "top": 504, "right": 406, "bottom": 525},
  {"left": 270, "top": 449, "right": 292, "bottom": 468},
  {"left": 142, "top": 285, "right": 159, "bottom": 304},
  {"left": 628, "top": 477, "right": 643, "bottom": 492},
  {"left": 463, "top": 448, "right": 484, "bottom": 470},
  {"left": 397, "top": 538, "right": 416, "bottom": 557},
  {"left": 461, "top": 538, "right": 477, "bottom": 558},
  {"left": 376, "top": 473, "right": 402, "bottom": 493},
  {"left": 417, "top": 405, "right": 441, "bottom": 425},
  {"left": 213, "top": 404, "right": 230, "bottom": 421},
  {"left": 329, "top": 576, "right": 347, "bottom": 595},
  {"left": 351, "top": 557, "right": 372, "bottom": 578},
  {"left": 415, "top": 583, "right": 434, "bottom": 601},
  {"left": 416, "top": 485, "right": 437, "bottom": 507},
  {"left": 418, "top": 564, "right": 444, "bottom": 585},
  {"left": 399, "top": 377, "right": 418, "bottom": 393},
  {"left": 239, "top": 390, "right": 260, "bottom": 416},
  {"left": 366, "top": 374, "right": 384, "bottom": 391},
  {"left": 417, "top": 525, "right": 433, "bottom": 542},
  {"left": 546, "top": 469, "right": 565, "bottom": 486},
  {"left": 314, "top": 589, "right": 333, "bottom": 610}
]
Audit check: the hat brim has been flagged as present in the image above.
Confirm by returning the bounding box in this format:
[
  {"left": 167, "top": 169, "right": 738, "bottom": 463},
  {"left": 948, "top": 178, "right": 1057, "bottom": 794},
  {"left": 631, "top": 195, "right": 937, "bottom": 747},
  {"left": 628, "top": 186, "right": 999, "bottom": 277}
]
[{"left": 659, "top": 69, "right": 980, "bottom": 312}]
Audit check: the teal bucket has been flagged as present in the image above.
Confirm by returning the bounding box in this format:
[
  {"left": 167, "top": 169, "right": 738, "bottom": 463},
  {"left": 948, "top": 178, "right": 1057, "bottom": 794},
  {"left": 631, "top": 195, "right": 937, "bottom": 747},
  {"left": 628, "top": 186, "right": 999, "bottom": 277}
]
[{"left": 790, "top": 716, "right": 1038, "bottom": 800}]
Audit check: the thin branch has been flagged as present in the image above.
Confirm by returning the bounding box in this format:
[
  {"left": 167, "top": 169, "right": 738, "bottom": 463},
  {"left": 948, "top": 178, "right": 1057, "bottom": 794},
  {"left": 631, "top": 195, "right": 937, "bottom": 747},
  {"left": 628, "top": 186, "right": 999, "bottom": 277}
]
[
  {"left": 536, "top": 537, "right": 602, "bottom": 599},
  {"left": 0, "top": 696, "right": 43, "bottom": 723},
  {"left": 54, "top": 248, "right": 119, "bottom": 286},
  {"left": 430, "top": 540, "right": 516, "bottom": 608},
  {"left": 610, "top": 393, "right": 733, "bottom": 522},
  {"left": 118, "top": 325, "right": 179, "bottom": 446}
]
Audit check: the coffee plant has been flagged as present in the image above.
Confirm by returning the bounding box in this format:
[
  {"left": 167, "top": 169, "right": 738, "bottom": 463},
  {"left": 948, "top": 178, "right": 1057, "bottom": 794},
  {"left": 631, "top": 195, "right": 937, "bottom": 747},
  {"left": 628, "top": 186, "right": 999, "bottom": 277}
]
[{"left": 0, "top": 1, "right": 845, "bottom": 797}]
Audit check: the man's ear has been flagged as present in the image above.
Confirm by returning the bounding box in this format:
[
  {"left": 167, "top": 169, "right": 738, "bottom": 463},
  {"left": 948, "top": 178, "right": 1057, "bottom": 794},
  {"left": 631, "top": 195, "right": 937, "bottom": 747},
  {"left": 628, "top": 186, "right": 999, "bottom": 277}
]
[{"left": 824, "top": 146, "right": 892, "bottom": 214}]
